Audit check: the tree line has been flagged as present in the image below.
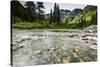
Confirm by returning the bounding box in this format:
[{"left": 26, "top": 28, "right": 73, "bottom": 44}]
[
  {"left": 11, "top": 1, "right": 97, "bottom": 29},
  {"left": 11, "top": 1, "right": 45, "bottom": 23}
]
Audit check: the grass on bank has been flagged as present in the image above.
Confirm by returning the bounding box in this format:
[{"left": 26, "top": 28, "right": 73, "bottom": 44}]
[{"left": 12, "top": 22, "right": 70, "bottom": 29}]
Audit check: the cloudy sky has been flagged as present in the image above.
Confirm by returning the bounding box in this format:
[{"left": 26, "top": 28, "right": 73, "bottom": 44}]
[{"left": 19, "top": 1, "right": 86, "bottom": 14}]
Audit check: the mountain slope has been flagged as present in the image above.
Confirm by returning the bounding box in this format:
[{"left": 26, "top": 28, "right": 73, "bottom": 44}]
[{"left": 66, "top": 5, "right": 97, "bottom": 29}]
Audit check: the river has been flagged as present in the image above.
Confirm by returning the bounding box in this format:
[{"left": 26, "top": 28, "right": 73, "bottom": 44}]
[{"left": 12, "top": 29, "right": 97, "bottom": 66}]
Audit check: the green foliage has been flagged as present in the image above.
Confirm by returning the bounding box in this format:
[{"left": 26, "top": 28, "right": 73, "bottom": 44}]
[
  {"left": 79, "top": 5, "right": 97, "bottom": 28},
  {"left": 13, "top": 22, "right": 69, "bottom": 29},
  {"left": 11, "top": 1, "right": 26, "bottom": 21},
  {"left": 24, "top": 1, "right": 38, "bottom": 22},
  {"left": 11, "top": 1, "right": 97, "bottom": 29},
  {"left": 65, "top": 16, "right": 70, "bottom": 24},
  {"left": 12, "top": 16, "right": 22, "bottom": 24},
  {"left": 11, "top": 1, "right": 45, "bottom": 23},
  {"left": 65, "top": 5, "right": 97, "bottom": 29}
]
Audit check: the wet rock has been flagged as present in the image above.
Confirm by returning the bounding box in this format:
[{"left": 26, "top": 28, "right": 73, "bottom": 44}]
[
  {"left": 48, "top": 48, "right": 57, "bottom": 54},
  {"left": 15, "top": 36, "right": 32, "bottom": 44},
  {"left": 15, "top": 39, "right": 26, "bottom": 43},
  {"left": 34, "top": 50, "right": 42, "bottom": 55},
  {"left": 68, "top": 55, "right": 81, "bottom": 62},
  {"left": 62, "top": 51, "right": 69, "bottom": 57},
  {"left": 31, "top": 36, "right": 41, "bottom": 41},
  {"left": 85, "top": 41, "right": 89, "bottom": 43},
  {"left": 69, "top": 35, "right": 74, "bottom": 38},
  {"left": 90, "top": 45, "right": 97, "bottom": 49},
  {"left": 82, "top": 38, "right": 88, "bottom": 40},
  {"left": 68, "top": 33, "right": 78, "bottom": 38},
  {"left": 83, "top": 25, "right": 97, "bottom": 33},
  {"left": 62, "top": 57, "right": 69, "bottom": 63},
  {"left": 91, "top": 43, "right": 97, "bottom": 45},
  {"left": 13, "top": 46, "right": 24, "bottom": 51}
]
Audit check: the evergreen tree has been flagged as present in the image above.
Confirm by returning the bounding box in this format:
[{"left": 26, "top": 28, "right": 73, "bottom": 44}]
[
  {"left": 52, "top": 3, "right": 57, "bottom": 23},
  {"left": 11, "top": 0, "right": 27, "bottom": 23},
  {"left": 25, "top": 1, "right": 37, "bottom": 22},
  {"left": 57, "top": 5, "right": 60, "bottom": 23},
  {"left": 37, "top": 2, "right": 45, "bottom": 15},
  {"left": 25, "top": 1, "right": 36, "bottom": 12},
  {"left": 49, "top": 9, "right": 53, "bottom": 24},
  {"left": 37, "top": 2, "right": 45, "bottom": 22},
  {"left": 52, "top": 3, "right": 60, "bottom": 23}
]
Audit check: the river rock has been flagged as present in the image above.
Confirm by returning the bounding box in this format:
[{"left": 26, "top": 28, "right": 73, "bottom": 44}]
[
  {"left": 13, "top": 45, "right": 24, "bottom": 51},
  {"left": 83, "top": 25, "right": 97, "bottom": 33},
  {"left": 34, "top": 50, "right": 42, "bottom": 55}
]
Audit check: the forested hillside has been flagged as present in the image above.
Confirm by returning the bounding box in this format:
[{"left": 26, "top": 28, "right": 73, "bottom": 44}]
[
  {"left": 11, "top": 0, "right": 97, "bottom": 29},
  {"left": 66, "top": 5, "right": 97, "bottom": 29}
]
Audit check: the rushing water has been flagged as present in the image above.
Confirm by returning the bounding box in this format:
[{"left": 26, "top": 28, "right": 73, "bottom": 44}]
[{"left": 12, "top": 29, "right": 97, "bottom": 66}]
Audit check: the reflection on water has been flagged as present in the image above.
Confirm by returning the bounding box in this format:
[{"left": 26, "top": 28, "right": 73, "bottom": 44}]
[{"left": 12, "top": 29, "right": 97, "bottom": 66}]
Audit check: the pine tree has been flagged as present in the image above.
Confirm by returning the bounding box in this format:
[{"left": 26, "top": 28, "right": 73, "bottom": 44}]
[
  {"left": 25, "top": 1, "right": 37, "bottom": 22},
  {"left": 25, "top": 1, "right": 36, "bottom": 12},
  {"left": 37, "top": 2, "right": 45, "bottom": 22},
  {"left": 52, "top": 3, "right": 60, "bottom": 24},
  {"left": 57, "top": 5, "right": 60, "bottom": 24},
  {"left": 52, "top": 3, "right": 57, "bottom": 23},
  {"left": 49, "top": 9, "right": 52, "bottom": 24},
  {"left": 37, "top": 2, "right": 45, "bottom": 15}
]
